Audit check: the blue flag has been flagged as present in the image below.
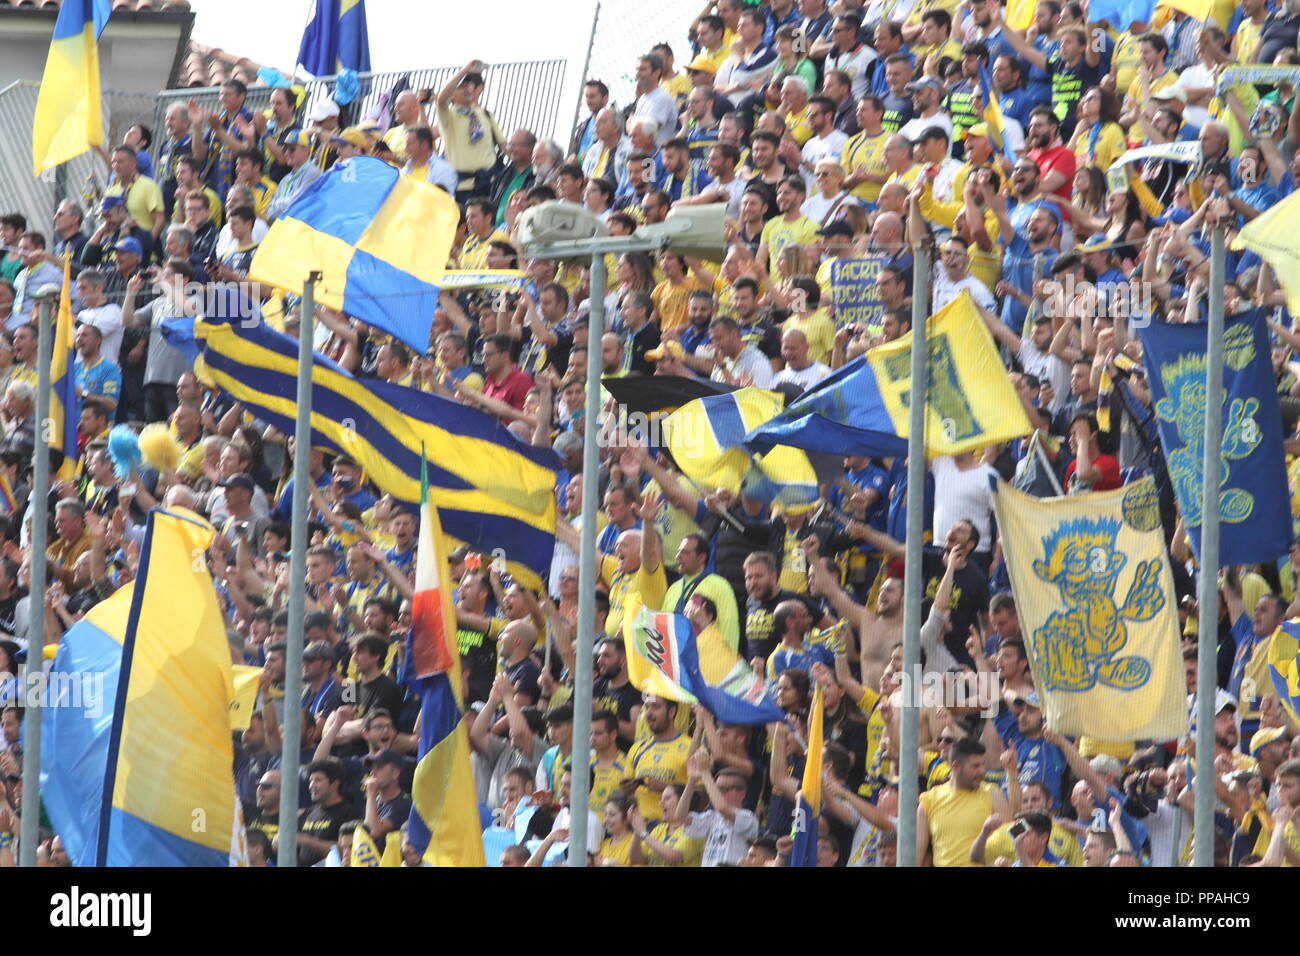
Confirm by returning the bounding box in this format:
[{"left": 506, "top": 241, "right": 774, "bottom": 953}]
[
  {"left": 1139, "top": 310, "right": 1291, "bottom": 566},
  {"left": 298, "top": 0, "right": 371, "bottom": 76}
]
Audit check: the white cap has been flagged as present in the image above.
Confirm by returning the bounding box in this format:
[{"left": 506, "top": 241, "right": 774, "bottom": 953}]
[
  {"left": 1152, "top": 86, "right": 1188, "bottom": 103},
  {"left": 308, "top": 99, "right": 341, "bottom": 122}
]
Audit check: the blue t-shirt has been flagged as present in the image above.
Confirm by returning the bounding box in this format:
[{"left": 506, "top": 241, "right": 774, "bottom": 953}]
[
  {"left": 74, "top": 355, "right": 123, "bottom": 405},
  {"left": 1016, "top": 735, "right": 1068, "bottom": 809},
  {"left": 1000, "top": 227, "right": 1059, "bottom": 336}
]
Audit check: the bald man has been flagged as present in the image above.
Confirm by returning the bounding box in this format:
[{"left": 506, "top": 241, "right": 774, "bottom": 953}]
[
  {"left": 383, "top": 91, "right": 426, "bottom": 162},
  {"left": 773, "top": 327, "right": 832, "bottom": 391}
]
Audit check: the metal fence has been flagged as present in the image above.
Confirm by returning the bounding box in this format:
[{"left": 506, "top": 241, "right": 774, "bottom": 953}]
[
  {"left": 575, "top": 0, "right": 700, "bottom": 126},
  {"left": 0, "top": 58, "right": 566, "bottom": 236}
]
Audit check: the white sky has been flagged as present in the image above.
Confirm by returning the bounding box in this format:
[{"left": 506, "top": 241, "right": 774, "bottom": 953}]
[{"left": 185, "top": 0, "right": 600, "bottom": 137}]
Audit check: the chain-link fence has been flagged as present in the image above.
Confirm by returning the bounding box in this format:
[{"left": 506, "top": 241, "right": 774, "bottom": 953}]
[
  {"left": 576, "top": 0, "right": 702, "bottom": 126},
  {"left": 0, "top": 58, "right": 566, "bottom": 237},
  {"left": 0, "top": 81, "right": 159, "bottom": 238}
]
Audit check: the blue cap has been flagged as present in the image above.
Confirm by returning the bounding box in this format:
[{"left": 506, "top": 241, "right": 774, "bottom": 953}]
[
  {"left": 1151, "top": 207, "right": 1192, "bottom": 227},
  {"left": 114, "top": 237, "right": 143, "bottom": 257},
  {"left": 99, "top": 195, "right": 125, "bottom": 212}
]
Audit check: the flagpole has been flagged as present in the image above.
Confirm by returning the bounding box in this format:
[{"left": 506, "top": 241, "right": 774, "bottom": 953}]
[
  {"left": 569, "top": 252, "right": 606, "bottom": 866},
  {"left": 1193, "top": 226, "right": 1225, "bottom": 868},
  {"left": 897, "top": 243, "right": 930, "bottom": 868},
  {"left": 18, "top": 295, "right": 53, "bottom": 868},
  {"left": 277, "top": 272, "right": 319, "bottom": 869}
]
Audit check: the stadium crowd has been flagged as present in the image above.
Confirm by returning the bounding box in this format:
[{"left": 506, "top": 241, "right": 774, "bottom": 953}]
[{"left": 3, "top": 0, "right": 1300, "bottom": 867}]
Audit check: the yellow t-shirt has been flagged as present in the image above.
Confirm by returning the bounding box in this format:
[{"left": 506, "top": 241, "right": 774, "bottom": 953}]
[
  {"left": 783, "top": 308, "right": 836, "bottom": 366},
  {"left": 460, "top": 229, "right": 510, "bottom": 272},
  {"left": 981, "top": 820, "right": 1084, "bottom": 867},
  {"left": 646, "top": 822, "right": 705, "bottom": 867},
  {"left": 1235, "top": 19, "right": 1264, "bottom": 65},
  {"left": 596, "top": 830, "right": 636, "bottom": 866},
  {"left": 591, "top": 752, "right": 630, "bottom": 808},
  {"left": 435, "top": 103, "right": 505, "bottom": 173},
  {"left": 785, "top": 105, "right": 816, "bottom": 146},
  {"left": 1073, "top": 122, "right": 1127, "bottom": 173},
  {"left": 628, "top": 732, "right": 691, "bottom": 821},
  {"left": 760, "top": 214, "right": 819, "bottom": 282},
  {"left": 661, "top": 73, "right": 692, "bottom": 111},
  {"left": 170, "top": 186, "right": 223, "bottom": 227},
  {"left": 885, "top": 164, "right": 923, "bottom": 195},
  {"left": 651, "top": 272, "right": 719, "bottom": 333},
  {"left": 1111, "top": 33, "right": 1143, "bottom": 96},
  {"left": 383, "top": 123, "right": 411, "bottom": 164},
  {"left": 919, "top": 780, "right": 996, "bottom": 867},
  {"left": 599, "top": 553, "right": 668, "bottom": 637},
  {"left": 1126, "top": 69, "right": 1180, "bottom": 111},
  {"left": 108, "top": 175, "right": 164, "bottom": 234},
  {"left": 842, "top": 129, "right": 890, "bottom": 204}
]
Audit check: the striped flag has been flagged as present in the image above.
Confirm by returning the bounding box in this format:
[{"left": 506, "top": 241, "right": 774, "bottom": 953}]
[
  {"left": 410, "top": 453, "right": 455, "bottom": 679},
  {"left": 790, "top": 683, "right": 824, "bottom": 867},
  {"left": 51, "top": 254, "right": 79, "bottom": 482}
]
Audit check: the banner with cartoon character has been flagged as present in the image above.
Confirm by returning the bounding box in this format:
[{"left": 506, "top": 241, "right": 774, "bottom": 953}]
[
  {"left": 1139, "top": 311, "right": 1291, "bottom": 566},
  {"left": 992, "top": 478, "right": 1188, "bottom": 742}
]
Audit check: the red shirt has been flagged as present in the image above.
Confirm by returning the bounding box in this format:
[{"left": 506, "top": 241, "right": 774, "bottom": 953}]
[
  {"left": 1027, "top": 143, "right": 1076, "bottom": 217},
  {"left": 483, "top": 364, "right": 534, "bottom": 411},
  {"left": 1066, "top": 452, "right": 1121, "bottom": 491}
]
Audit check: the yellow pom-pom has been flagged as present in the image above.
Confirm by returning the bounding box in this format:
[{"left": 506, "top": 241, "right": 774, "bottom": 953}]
[{"left": 138, "top": 423, "right": 183, "bottom": 474}]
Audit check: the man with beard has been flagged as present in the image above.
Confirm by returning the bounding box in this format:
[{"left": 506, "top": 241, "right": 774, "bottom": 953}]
[
  {"left": 593, "top": 636, "right": 643, "bottom": 752},
  {"left": 988, "top": 181, "right": 1060, "bottom": 336}
]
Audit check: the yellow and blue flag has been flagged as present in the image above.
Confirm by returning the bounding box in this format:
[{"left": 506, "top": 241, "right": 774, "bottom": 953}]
[
  {"left": 790, "top": 683, "right": 823, "bottom": 867},
  {"left": 977, "top": 63, "right": 1018, "bottom": 164},
  {"left": 194, "top": 310, "right": 558, "bottom": 590},
  {"left": 297, "top": 0, "right": 371, "bottom": 76},
  {"left": 350, "top": 824, "right": 383, "bottom": 867},
  {"left": 992, "top": 478, "right": 1188, "bottom": 742},
  {"left": 50, "top": 254, "right": 79, "bottom": 482},
  {"left": 249, "top": 156, "right": 458, "bottom": 353},
  {"left": 1268, "top": 621, "right": 1300, "bottom": 728},
  {"left": 1139, "top": 311, "right": 1291, "bottom": 566},
  {"left": 31, "top": 0, "right": 111, "bottom": 176},
  {"left": 624, "top": 596, "right": 783, "bottom": 724},
  {"left": 747, "top": 292, "right": 1031, "bottom": 459},
  {"left": 41, "top": 507, "right": 245, "bottom": 866},
  {"left": 1233, "top": 189, "right": 1300, "bottom": 322}
]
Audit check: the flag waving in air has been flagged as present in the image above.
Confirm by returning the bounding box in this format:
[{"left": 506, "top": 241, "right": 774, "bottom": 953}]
[
  {"left": 51, "top": 254, "right": 79, "bottom": 481},
  {"left": 410, "top": 453, "right": 456, "bottom": 679},
  {"left": 32, "top": 0, "right": 111, "bottom": 175},
  {"left": 790, "top": 683, "right": 824, "bottom": 867},
  {"left": 298, "top": 0, "right": 371, "bottom": 76}
]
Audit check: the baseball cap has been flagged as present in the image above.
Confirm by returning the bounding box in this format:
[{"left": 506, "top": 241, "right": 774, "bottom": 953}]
[
  {"left": 364, "top": 748, "right": 404, "bottom": 769},
  {"left": 113, "top": 237, "right": 142, "bottom": 257},
  {"left": 685, "top": 53, "right": 719, "bottom": 74},
  {"left": 331, "top": 126, "right": 369, "bottom": 148},
  {"left": 280, "top": 129, "right": 313, "bottom": 149},
  {"left": 1249, "top": 725, "right": 1287, "bottom": 756},
  {"left": 1013, "top": 690, "right": 1042, "bottom": 709},
  {"left": 219, "top": 474, "right": 255, "bottom": 493},
  {"left": 1082, "top": 234, "right": 1114, "bottom": 252},
  {"left": 303, "top": 640, "right": 335, "bottom": 663},
  {"left": 645, "top": 339, "right": 685, "bottom": 362},
  {"left": 905, "top": 76, "right": 944, "bottom": 95},
  {"left": 1214, "top": 688, "right": 1237, "bottom": 714},
  {"left": 99, "top": 195, "right": 125, "bottom": 212},
  {"left": 818, "top": 220, "right": 854, "bottom": 239},
  {"left": 308, "top": 99, "right": 341, "bottom": 123},
  {"left": 1150, "top": 207, "right": 1192, "bottom": 227},
  {"left": 966, "top": 121, "right": 990, "bottom": 138},
  {"left": 1152, "top": 86, "right": 1188, "bottom": 103}
]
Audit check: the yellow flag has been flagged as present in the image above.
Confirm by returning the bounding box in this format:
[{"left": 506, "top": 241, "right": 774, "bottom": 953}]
[
  {"left": 229, "top": 665, "right": 263, "bottom": 732},
  {"left": 1232, "top": 189, "right": 1300, "bottom": 320},
  {"left": 350, "top": 824, "right": 382, "bottom": 867},
  {"left": 992, "top": 478, "right": 1188, "bottom": 741}
]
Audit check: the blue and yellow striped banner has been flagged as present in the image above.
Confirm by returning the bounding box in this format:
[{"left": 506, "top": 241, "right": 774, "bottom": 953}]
[{"left": 194, "top": 314, "right": 557, "bottom": 590}]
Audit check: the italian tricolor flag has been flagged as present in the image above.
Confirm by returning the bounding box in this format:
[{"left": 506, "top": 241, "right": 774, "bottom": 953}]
[{"left": 411, "top": 455, "right": 456, "bottom": 679}]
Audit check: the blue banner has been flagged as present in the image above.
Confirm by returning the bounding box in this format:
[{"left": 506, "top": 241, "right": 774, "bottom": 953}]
[
  {"left": 829, "top": 256, "right": 887, "bottom": 333},
  {"left": 1139, "top": 311, "right": 1291, "bottom": 565}
]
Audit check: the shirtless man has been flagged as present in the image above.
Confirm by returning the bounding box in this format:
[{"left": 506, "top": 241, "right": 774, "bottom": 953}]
[{"left": 804, "top": 536, "right": 901, "bottom": 690}]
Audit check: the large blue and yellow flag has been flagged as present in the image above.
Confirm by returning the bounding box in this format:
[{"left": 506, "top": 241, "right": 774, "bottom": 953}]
[
  {"left": 194, "top": 311, "right": 558, "bottom": 590},
  {"left": 623, "top": 597, "right": 784, "bottom": 724},
  {"left": 790, "top": 683, "right": 823, "bottom": 867},
  {"left": 977, "top": 63, "right": 1018, "bottom": 164},
  {"left": 32, "top": 0, "right": 111, "bottom": 176},
  {"left": 747, "top": 292, "right": 1031, "bottom": 459},
  {"left": 1139, "top": 311, "right": 1291, "bottom": 566},
  {"left": 249, "top": 156, "right": 458, "bottom": 353},
  {"left": 298, "top": 0, "right": 371, "bottom": 76},
  {"left": 51, "top": 254, "right": 79, "bottom": 482},
  {"left": 992, "top": 478, "right": 1188, "bottom": 742},
  {"left": 41, "top": 507, "right": 244, "bottom": 866},
  {"left": 1269, "top": 621, "right": 1300, "bottom": 728},
  {"left": 661, "top": 387, "right": 826, "bottom": 510}
]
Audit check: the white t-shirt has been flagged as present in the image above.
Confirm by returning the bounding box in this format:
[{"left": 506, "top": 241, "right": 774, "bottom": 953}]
[
  {"left": 216, "top": 218, "right": 269, "bottom": 260},
  {"left": 899, "top": 112, "right": 954, "bottom": 146},
  {"left": 801, "top": 191, "right": 854, "bottom": 225},
  {"left": 685, "top": 807, "right": 759, "bottom": 867},
  {"left": 713, "top": 343, "right": 775, "bottom": 388},
  {"left": 632, "top": 87, "right": 679, "bottom": 145},
  {"left": 77, "top": 302, "right": 124, "bottom": 366},
  {"left": 932, "top": 265, "right": 996, "bottom": 314},
  {"left": 1173, "top": 67, "right": 1213, "bottom": 129},
  {"left": 1017, "top": 340, "right": 1071, "bottom": 414},
  {"left": 930, "top": 455, "right": 996, "bottom": 554},
  {"left": 801, "top": 130, "right": 850, "bottom": 190},
  {"left": 774, "top": 361, "right": 831, "bottom": 391},
  {"left": 931, "top": 156, "right": 964, "bottom": 203}
]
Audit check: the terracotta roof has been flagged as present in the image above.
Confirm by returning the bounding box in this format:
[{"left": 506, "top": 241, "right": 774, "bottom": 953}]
[
  {"left": 0, "top": 0, "right": 192, "bottom": 12},
  {"left": 178, "top": 40, "right": 264, "bottom": 89}
]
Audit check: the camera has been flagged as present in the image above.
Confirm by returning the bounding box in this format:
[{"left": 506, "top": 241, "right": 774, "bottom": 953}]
[{"left": 1007, "top": 819, "right": 1028, "bottom": 839}]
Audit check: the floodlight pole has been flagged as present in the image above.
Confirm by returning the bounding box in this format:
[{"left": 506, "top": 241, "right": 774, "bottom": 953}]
[
  {"left": 19, "top": 295, "right": 54, "bottom": 868},
  {"left": 1193, "top": 227, "right": 1225, "bottom": 868},
  {"left": 277, "top": 273, "right": 319, "bottom": 868}
]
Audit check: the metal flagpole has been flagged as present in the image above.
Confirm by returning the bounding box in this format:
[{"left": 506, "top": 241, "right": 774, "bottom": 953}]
[
  {"left": 18, "top": 296, "right": 54, "bottom": 868},
  {"left": 570, "top": 1, "right": 602, "bottom": 144},
  {"left": 897, "top": 244, "right": 930, "bottom": 867},
  {"left": 276, "top": 273, "right": 319, "bottom": 868},
  {"left": 569, "top": 252, "right": 605, "bottom": 866},
  {"left": 1193, "top": 227, "right": 1225, "bottom": 867}
]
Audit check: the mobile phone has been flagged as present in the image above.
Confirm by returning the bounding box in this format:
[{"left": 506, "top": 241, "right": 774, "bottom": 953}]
[{"left": 1008, "top": 819, "right": 1028, "bottom": 839}]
